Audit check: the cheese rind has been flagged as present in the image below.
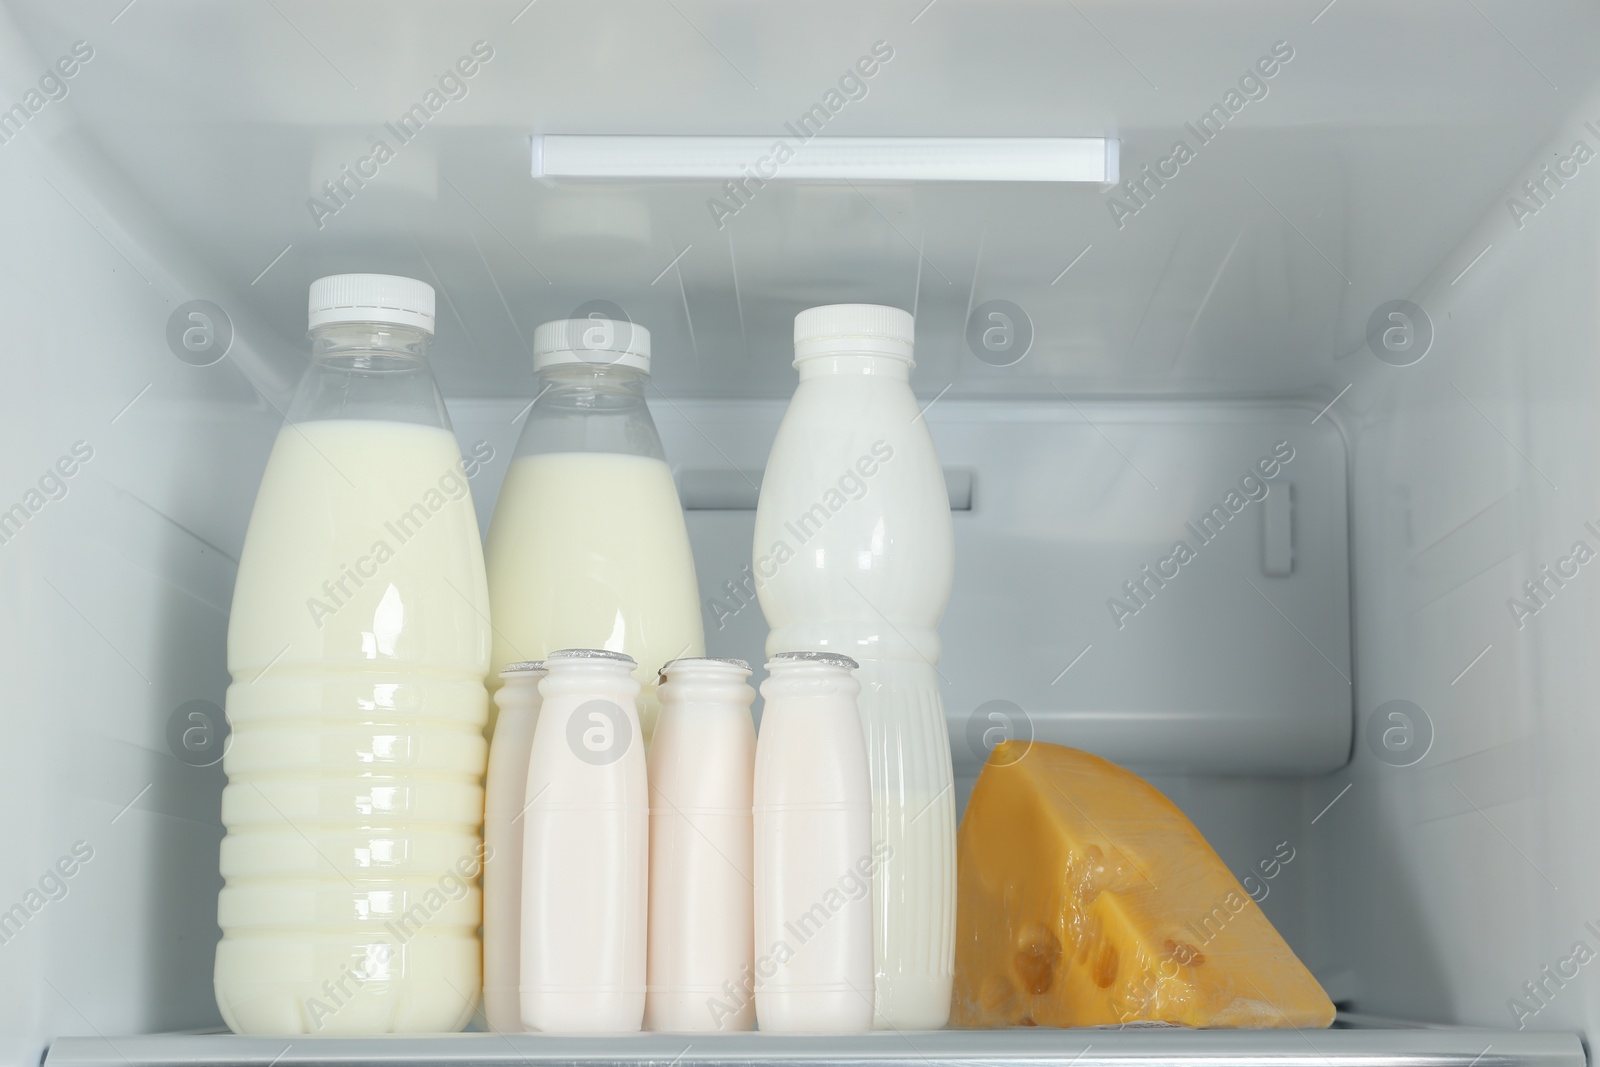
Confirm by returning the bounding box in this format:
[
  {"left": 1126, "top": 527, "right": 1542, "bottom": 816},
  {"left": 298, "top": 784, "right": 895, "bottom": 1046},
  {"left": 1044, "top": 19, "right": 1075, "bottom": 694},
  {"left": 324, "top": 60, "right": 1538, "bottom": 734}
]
[{"left": 952, "top": 741, "right": 1334, "bottom": 1029}]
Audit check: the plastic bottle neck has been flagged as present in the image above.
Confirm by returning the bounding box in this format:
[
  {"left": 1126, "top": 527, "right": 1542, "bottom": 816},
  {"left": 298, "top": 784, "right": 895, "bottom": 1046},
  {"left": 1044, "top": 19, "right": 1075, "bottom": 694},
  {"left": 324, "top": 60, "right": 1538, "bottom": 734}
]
[
  {"left": 288, "top": 321, "right": 447, "bottom": 427},
  {"left": 310, "top": 322, "right": 431, "bottom": 371},
  {"left": 536, "top": 362, "right": 650, "bottom": 397},
  {"left": 542, "top": 658, "right": 641, "bottom": 698},
  {"left": 499, "top": 669, "right": 547, "bottom": 691},
  {"left": 760, "top": 661, "right": 862, "bottom": 699},
  {"left": 517, "top": 362, "right": 664, "bottom": 461},
  {"left": 795, "top": 353, "right": 913, "bottom": 382},
  {"left": 660, "top": 663, "right": 754, "bottom": 701}
]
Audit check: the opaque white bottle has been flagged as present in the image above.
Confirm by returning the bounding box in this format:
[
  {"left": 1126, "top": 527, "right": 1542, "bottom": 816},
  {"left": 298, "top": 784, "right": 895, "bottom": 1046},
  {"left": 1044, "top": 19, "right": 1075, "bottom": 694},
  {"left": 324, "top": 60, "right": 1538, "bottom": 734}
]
[
  {"left": 753, "top": 652, "right": 874, "bottom": 1033},
  {"left": 752, "top": 305, "right": 957, "bottom": 1030},
  {"left": 216, "top": 275, "right": 490, "bottom": 1035},
  {"left": 483, "top": 661, "right": 546, "bottom": 1032},
  {"left": 646, "top": 657, "right": 757, "bottom": 1033},
  {"left": 520, "top": 649, "right": 648, "bottom": 1033}
]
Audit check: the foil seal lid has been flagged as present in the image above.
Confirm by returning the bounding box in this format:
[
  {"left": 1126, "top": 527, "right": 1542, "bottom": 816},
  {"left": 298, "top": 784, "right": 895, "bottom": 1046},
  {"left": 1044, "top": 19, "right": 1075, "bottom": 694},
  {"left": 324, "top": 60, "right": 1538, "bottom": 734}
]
[
  {"left": 499, "top": 660, "right": 547, "bottom": 675},
  {"left": 659, "top": 656, "right": 752, "bottom": 680},
  {"left": 768, "top": 650, "right": 860, "bottom": 671},
  {"left": 547, "top": 647, "right": 638, "bottom": 667}
]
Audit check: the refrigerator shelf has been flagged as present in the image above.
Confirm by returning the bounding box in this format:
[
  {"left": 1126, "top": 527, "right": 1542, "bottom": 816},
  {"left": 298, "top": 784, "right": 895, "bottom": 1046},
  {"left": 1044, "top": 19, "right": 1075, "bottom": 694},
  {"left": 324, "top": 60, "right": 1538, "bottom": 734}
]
[{"left": 43, "top": 1025, "right": 1585, "bottom": 1067}]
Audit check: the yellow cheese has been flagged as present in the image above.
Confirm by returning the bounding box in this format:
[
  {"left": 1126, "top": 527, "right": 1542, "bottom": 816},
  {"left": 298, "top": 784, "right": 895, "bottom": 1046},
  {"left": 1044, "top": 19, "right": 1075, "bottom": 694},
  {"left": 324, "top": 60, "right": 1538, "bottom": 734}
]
[{"left": 952, "top": 741, "right": 1334, "bottom": 1029}]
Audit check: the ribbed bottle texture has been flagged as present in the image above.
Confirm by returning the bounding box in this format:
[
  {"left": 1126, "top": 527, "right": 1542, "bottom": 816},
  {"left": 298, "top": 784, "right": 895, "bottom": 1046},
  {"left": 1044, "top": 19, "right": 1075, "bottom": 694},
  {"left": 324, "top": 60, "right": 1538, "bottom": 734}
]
[
  {"left": 216, "top": 421, "right": 491, "bottom": 1034},
  {"left": 855, "top": 657, "right": 957, "bottom": 1029}
]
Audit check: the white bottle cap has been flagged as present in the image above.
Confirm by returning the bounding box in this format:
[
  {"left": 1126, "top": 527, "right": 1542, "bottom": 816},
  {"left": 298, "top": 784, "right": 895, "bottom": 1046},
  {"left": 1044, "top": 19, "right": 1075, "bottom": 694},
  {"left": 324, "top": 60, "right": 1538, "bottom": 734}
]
[
  {"left": 533, "top": 318, "right": 651, "bottom": 373},
  {"left": 308, "top": 274, "right": 436, "bottom": 334},
  {"left": 793, "top": 303, "right": 914, "bottom": 365}
]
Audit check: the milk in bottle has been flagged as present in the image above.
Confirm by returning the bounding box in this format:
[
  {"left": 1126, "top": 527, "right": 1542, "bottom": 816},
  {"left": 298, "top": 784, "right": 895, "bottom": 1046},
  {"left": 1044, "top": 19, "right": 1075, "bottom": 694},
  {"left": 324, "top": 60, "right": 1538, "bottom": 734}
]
[
  {"left": 484, "top": 318, "right": 703, "bottom": 741},
  {"left": 216, "top": 275, "right": 491, "bottom": 1034},
  {"left": 752, "top": 305, "right": 957, "bottom": 1030}
]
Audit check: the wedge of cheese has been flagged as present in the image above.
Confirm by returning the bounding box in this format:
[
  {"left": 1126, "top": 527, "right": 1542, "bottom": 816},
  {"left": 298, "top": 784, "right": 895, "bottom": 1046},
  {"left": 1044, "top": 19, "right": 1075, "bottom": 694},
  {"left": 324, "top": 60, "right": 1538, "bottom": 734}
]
[{"left": 952, "top": 741, "right": 1333, "bottom": 1029}]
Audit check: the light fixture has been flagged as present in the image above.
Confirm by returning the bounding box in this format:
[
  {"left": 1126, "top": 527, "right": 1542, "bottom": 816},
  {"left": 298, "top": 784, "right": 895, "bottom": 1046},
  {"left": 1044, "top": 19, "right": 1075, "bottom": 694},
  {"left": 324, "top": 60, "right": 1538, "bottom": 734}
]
[{"left": 532, "top": 135, "right": 1118, "bottom": 184}]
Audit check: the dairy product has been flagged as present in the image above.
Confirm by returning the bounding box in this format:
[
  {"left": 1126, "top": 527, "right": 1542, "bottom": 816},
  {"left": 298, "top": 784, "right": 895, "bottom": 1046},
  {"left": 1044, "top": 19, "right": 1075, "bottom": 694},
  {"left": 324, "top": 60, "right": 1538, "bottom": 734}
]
[
  {"left": 483, "top": 662, "right": 547, "bottom": 1032},
  {"left": 646, "top": 658, "right": 756, "bottom": 1032},
  {"left": 752, "top": 304, "right": 956, "bottom": 1030},
  {"left": 485, "top": 451, "right": 703, "bottom": 738},
  {"left": 218, "top": 418, "right": 491, "bottom": 1034},
  {"left": 953, "top": 741, "right": 1335, "bottom": 1028},
  {"left": 521, "top": 649, "right": 648, "bottom": 1033},
  {"left": 486, "top": 317, "right": 703, "bottom": 741},
  {"left": 753, "top": 652, "right": 874, "bottom": 1034}
]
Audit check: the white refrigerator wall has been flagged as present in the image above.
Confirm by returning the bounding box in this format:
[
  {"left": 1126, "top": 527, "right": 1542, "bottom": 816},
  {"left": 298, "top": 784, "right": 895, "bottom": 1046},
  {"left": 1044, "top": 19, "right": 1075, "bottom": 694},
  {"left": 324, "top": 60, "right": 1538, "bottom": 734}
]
[
  {"left": 0, "top": 93, "right": 321, "bottom": 1067},
  {"left": 1314, "top": 89, "right": 1600, "bottom": 1031},
  {"left": 0, "top": 149, "right": 279, "bottom": 1059}
]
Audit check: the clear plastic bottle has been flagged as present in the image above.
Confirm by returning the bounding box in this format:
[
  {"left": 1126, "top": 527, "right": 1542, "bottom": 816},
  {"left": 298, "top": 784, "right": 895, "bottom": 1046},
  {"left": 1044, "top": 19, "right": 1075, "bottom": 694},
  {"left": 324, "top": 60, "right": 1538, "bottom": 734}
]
[
  {"left": 521, "top": 648, "right": 648, "bottom": 1033},
  {"left": 752, "top": 305, "right": 957, "bottom": 1030},
  {"left": 484, "top": 318, "right": 704, "bottom": 742},
  {"left": 483, "top": 661, "right": 547, "bottom": 1032},
  {"left": 217, "top": 275, "right": 491, "bottom": 1034},
  {"left": 646, "top": 657, "right": 757, "bottom": 1032}
]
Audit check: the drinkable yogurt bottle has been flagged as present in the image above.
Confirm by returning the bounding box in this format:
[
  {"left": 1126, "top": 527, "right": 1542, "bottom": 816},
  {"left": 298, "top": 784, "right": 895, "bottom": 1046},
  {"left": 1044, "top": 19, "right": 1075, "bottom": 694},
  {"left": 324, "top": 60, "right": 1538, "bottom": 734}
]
[
  {"left": 646, "top": 658, "right": 757, "bottom": 1032},
  {"left": 521, "top": 648, "right": 648, "bottom": 1032},
  {"left": 753, "top": 652, "right": 874, "bottom": 1033},
  {"left": 483, "top": 661, "right": 547, "bottom": 1031},
  {"left": 752, "top": 305, "right": 957, "bottom": 1029},
  {"left": 217, "top": 275, "right": 491, "bottom": 1034}
]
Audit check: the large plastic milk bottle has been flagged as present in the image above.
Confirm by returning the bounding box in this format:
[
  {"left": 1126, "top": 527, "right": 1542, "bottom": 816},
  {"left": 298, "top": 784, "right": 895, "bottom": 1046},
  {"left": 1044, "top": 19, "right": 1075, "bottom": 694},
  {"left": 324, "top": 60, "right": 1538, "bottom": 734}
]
[
  {"left": 752, "top": 304, "right": 957, "bottom": 1030},
  {"left": 216, "top": 275, "right": 491, "bottom": 1035},
  {"left": 484, "top": 318, "right": 703, "bottom": 741}
]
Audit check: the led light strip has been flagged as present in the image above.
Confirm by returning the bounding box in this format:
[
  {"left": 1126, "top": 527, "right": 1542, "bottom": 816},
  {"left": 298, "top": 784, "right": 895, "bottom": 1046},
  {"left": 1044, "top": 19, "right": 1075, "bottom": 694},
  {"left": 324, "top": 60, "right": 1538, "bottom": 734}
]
[{"left": 533, "top": 135, "right": 1118, "bottom": 183}]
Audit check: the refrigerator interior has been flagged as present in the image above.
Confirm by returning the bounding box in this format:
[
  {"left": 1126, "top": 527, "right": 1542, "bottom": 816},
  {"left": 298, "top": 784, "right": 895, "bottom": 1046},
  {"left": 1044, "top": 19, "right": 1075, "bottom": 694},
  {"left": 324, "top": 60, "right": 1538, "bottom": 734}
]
[{"left": 0, "top": 0, "right": 1598, "bottom": 1064}]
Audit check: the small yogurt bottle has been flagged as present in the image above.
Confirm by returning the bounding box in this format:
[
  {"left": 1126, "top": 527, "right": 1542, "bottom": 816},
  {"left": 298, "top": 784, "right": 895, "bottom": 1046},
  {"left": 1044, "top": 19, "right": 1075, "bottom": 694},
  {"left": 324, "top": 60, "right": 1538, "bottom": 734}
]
[
  {"left": 646, "top": 657, "right": 757, "bottom": 1032},
  {"left": 520, "top": 649, "right": 647, "bottom": 1033},
  {"left": 753, "top": 651, "right": 875, "bottom": 1033},
  {"left": 483, "top": 661, "right": 546, "bottom": 1032}
]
